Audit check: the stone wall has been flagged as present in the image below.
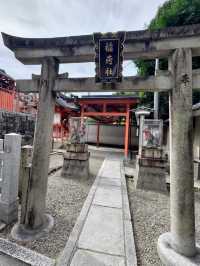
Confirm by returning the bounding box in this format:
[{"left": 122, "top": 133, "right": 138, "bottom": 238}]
[{"left": 0, "top": 110, "right": 35, "bottom": 144}]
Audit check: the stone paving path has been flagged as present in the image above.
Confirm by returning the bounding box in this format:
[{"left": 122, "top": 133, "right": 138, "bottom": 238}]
[{"left": 59, "top": 156, "right": 137, "bottom": 266}]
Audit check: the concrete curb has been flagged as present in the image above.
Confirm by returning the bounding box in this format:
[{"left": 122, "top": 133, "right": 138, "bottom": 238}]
[
  {"left": 0, "top": 238, "right": 55, "bottom": 266},
  {"left": 48, "top": 152, "right": 63, "bottom": 175},
  {"left": 48, "top": 165, "right": 62, "bottom": 175},
  {"left": 121, "top": 161, "right": 138, "bottom": 266},
  {"left": 57, "top": 159, "right": 106, "bottom": 266},
  {"left": 88, "top": 145, "right": 124, "bottom": 153}
]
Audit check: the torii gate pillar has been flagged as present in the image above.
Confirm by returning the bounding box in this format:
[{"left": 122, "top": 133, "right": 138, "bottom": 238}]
[
  {"left": 12, "top": 57, "right": 59, "bottom": 241},
  {"left": 158, "top": 48, "right": 199, "bottom": 265}
]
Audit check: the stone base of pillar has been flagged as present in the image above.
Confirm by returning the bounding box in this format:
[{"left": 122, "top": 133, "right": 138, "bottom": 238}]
[
  {"left": 158, "top": 232, "right": 200, "bottom": 266},
  {"left": 0, "top": 200, "right": 18, "bottom": 224},
  {"left": 11, "top": 214, "right": 54, "bottom": 242},
  {"left": 61, "top": 144, "right": 90, "bottom": 179},
  {"left": 135, "top": 163, "right": 167, "bottom": 192},
  {"left": 135, "top": 147, "right": 167, "bottom": 192}
]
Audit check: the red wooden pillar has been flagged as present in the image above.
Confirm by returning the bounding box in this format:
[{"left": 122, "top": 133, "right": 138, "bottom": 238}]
[
  {"left": 103, "top": 103, "right": 106, "bottom": 113},
  {"left": 61, "top": 126, "right": 64, "bottom": 142},
  {"left": 124, "top": 104, "right": 130, "bottom": 158},
  {"left": 10, "top": 91, "right": 14, "bottom": 111},
  {"left": 81, "top": 104, "right": 85, "bottom": 117}
]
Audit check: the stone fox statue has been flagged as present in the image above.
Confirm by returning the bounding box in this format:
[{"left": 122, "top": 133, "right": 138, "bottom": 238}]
[
  {"left": 69, "top": 117, "right": 87, "bottom": 144},
  {"left": 143, "top": 126, "right": 159, "bottom": 147}
]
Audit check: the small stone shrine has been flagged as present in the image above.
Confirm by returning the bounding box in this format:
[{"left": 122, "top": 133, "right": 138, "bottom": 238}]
[
  {"left": 61, "top": 117, "right": 90, "bottom": 179},
  {"left": 135, "top": 119, "right": 167, "bottom": 192}
]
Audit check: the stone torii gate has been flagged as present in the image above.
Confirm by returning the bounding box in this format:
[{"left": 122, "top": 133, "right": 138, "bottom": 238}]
[{"left": 2, "top": 23, "right": 200, "bottom": 265}]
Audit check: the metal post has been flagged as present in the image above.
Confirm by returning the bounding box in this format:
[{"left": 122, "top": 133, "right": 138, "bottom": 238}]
[
  {"left": 124, "top": 105, "right": 130, "bottom": 158},
  {"left": 139, "top": 115, "right": 144, "bottom": 156},
  {"left": 154, "top": 58, "right": 159, "bottom": 119}
]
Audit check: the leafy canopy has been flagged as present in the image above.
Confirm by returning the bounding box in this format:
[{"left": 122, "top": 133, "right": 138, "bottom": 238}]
[{"left": 135, "top": 0, "right": 200, "bottom": 117}]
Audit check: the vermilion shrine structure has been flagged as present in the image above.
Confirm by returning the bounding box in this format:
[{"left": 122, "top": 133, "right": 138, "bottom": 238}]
[
  {"left": 55, "top": 95, "right": 138, "bottom": 156},
  {"left": 0, "top": 69, "right": 16, "bottom": 111},
  {"left": 3, "top": 24, "right": 200, "bottom": 265},
  {"left": 79, "top": 95, "right": 138, "bottom": 158}
]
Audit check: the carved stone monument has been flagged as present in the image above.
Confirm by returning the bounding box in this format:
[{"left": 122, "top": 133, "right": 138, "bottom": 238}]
[
  {"left": 61, "top": 117, "right": 90, "bottom": 179},
  {"left": 135, "top": 119, "right": 167, "bottom": 192}
]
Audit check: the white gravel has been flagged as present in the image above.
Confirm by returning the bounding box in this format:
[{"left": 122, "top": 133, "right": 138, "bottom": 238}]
[
  {"left": 127, "top": 176, "right": 200, "bottom": 266},
  {"left": 0, "top": 152, "right": 104, "bottom": 259}
]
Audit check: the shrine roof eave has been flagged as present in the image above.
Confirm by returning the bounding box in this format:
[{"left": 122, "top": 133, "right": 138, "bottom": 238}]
[
  {"left": 0, "top": 69, "right": 14, "bottom": 81},
  {"left": 2, "top": 23, "right": 200, "bottom": 64},
  {"left": 80, "top": 95, "right": 139, "bottom": 99},
  {"left": 78, "top": 95, "right": 139, "bottom": 105}
]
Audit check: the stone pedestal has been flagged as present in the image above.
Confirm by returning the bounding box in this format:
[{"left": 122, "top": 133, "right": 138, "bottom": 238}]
[
  {"left": 158, "top": 232, "right": 200, "bottom": 266},
  {"left": 0, "top": 134, "right": 22, "bottom": 224},
  {"left": 61, "top": 144, "right": 90, "bottom": 179},
  {"left": 135, "top": 147, "right": 167, "bottom": 192},
  {"left": 0, "top": 201, "right": 18, "bottom": 224},
  {"left": 11, "top": 214, "right": 54, "bottom": 241}
]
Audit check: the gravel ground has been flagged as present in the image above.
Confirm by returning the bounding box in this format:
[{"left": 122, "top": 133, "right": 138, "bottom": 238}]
[
  {"left": 127, "top": 175, "right": 200, "bottom": 266},
  {"left": 0, "top": 151, "right": 104, "bottom": 259}
]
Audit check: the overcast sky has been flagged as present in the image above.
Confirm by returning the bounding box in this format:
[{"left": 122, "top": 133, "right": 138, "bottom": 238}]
[{"left": 0, "top": 0, "right": 166, "bottom": 80}]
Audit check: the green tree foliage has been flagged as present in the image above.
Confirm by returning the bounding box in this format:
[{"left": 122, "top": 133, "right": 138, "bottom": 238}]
[
  {"left": 135, "top": 0, "right": 200, "bottom": 117},
  {"left": 149, "top": 0, "right": 200, "bottom": 30}
]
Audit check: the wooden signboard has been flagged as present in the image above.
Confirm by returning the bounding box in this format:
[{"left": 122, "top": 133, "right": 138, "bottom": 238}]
[{"left": 93, "top": 32, "right": 126, "bottom": 83}]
